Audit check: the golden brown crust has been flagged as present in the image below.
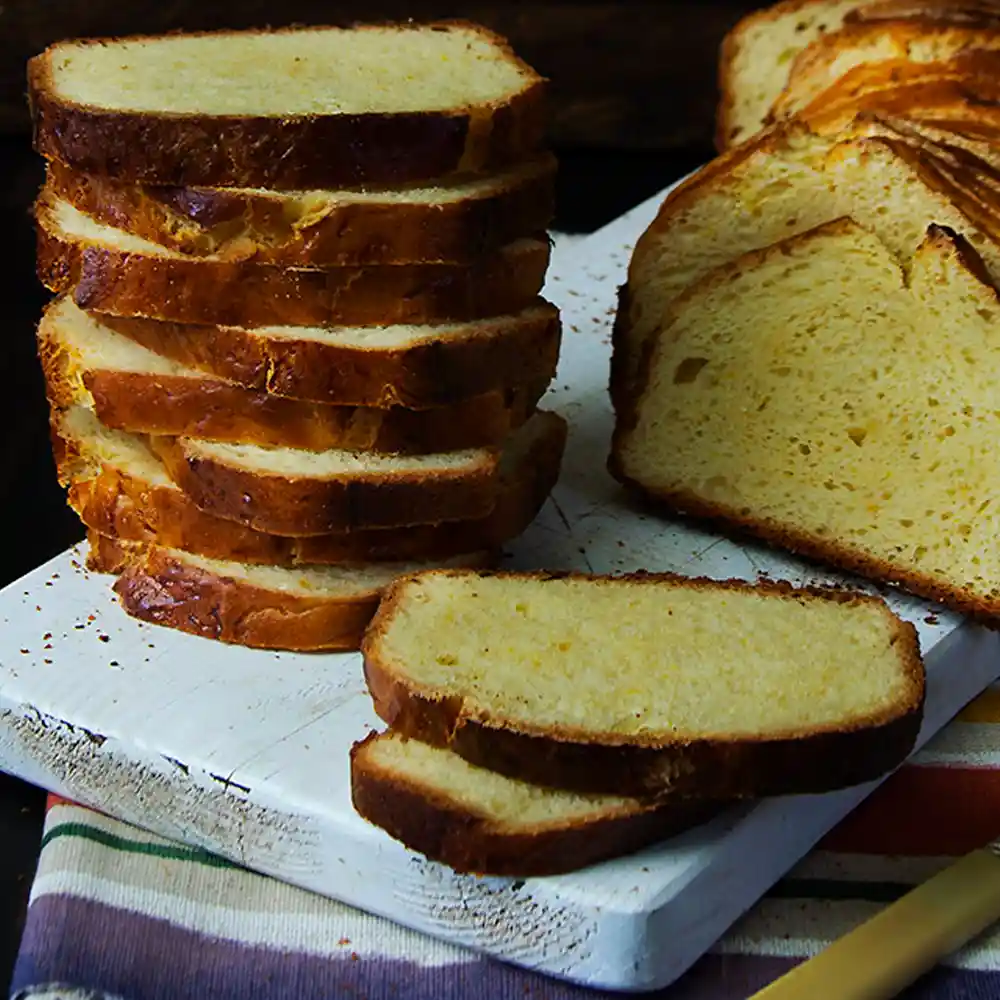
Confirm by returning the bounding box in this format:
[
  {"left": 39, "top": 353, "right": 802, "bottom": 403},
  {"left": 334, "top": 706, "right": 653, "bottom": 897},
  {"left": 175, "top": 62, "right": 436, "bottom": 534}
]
[
  {"left": 28, "top": 22, "right": 547, "bottom": 190},
  {"left": 59, "top": 412, "right": 567, "bottom": 564},
  {"left": 349, "top": 731, "right": 719, "bottom": 876},
  {"left": 38, "top": 314, "right": 546, "bottom": 453},
  {"left": 361, "top": 569, "right": 925, "bottom": 798},
  {"left": 770, "top": 20, "right": 1000, "bottom": 124},
  {"left": 35, "top": 197, "right": 551, "bottom": 328},
  {"left": 46, "top": 157, "right": 557, "bottom": 267},
  {"left": 95, "top": 302, "right": 561, "bottom": 409},
  {"left": 102, "top": 539, "right": 492, "bottom": 651},
  {"left": 149, "top": 435, "right": 502, "bottom": 536}
]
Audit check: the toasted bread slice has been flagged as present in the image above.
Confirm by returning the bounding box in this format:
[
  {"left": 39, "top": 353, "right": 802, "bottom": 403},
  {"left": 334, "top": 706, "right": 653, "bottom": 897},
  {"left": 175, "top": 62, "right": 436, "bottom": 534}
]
[
  {"left": 613, "top": 121, "right": 1000, "bottom": 411},
  {"left": 46, "top": 157, "right": 557, "bottom": 267},
  {"left": 612, "top": 218, "right": 1000, "bottom": 619},
  {"left": 146, "top": 410, "right": 560, "bottom": 536},
  {"left": 39, "top": 298, "right": 545, "bottom": 453},
  {"left": 350, "top": 731, "right": 718, "bottom": 876},
  {"left": 89, "top": 536, "right": 490, "bottom": 651},
  {"left": 715, "top": 0, "right": 869, "bottom": 150},
  {"left": 771, "top": 21, "right": 1000, "bottom": 121},
  {"left": 55, "top": 407, "right": 566, "bottom": 565},
  {"left": 28, "top": 23, "right": 545, "bottom": 190},
  {"left": 362, "top": 569, "right": 924, "bottom": 798},
  {"left": 93, "top": 301, "right": 561, "bottom": 409},
  {"left": 36, "top": 196, "right": 550, "bottom": 328}
]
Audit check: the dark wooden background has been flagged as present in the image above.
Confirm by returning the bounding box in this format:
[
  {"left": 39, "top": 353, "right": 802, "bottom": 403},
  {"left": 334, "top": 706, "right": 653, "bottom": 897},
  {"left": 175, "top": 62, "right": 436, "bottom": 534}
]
[{"left": 0, "top": 0, "right": 763, "bottom": 988}]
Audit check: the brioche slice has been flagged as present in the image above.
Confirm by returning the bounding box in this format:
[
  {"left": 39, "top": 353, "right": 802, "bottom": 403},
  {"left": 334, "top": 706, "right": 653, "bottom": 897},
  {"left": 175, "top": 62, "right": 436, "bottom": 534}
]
[
  {"left": 46, "top": 157, "right": 556, "bottom": 267},
  {"left": 55, "top": 407, "right": 566, "bottom": 565},
  {"left": 613, "top": 218, "right": 1000, "bottom": 619},
  {"left": 614, "top": 120, "right": 1000, "bottom": 409},
  {"left": 94, "top": 302, "right": 560, "bottom": 409},
  {"left": 39, "top": 298, "right": 544, "bottom": 453},
  {"left": 146, "top": 410, "right": 560, "bottom": 536},
  {"left": 363, "top": 570, "right": 924, "bottom": 798},
  {"left": 715, "top": 0, "right": 869, "bottom": 150},
  {"left": 89, "top": 536, "right": 490, "bottom": 651},
  {"left": 35, "top": 196, "right": 549, "bottom": 328},
  {"left": 350, "top": 731, "right": 718, "bottom": 876},
  {"left": 770, "top": 21, "right": 1000, "bottom": 121},
  {"left": 28, "top": 23, "right": 545, "bottom": 190}
]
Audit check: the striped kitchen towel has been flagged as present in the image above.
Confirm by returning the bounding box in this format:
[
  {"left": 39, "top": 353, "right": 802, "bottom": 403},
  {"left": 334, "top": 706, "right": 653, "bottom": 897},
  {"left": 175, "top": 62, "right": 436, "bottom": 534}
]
[{"left": 11, "top": 688, "right": 1000, "bottom": 1000}]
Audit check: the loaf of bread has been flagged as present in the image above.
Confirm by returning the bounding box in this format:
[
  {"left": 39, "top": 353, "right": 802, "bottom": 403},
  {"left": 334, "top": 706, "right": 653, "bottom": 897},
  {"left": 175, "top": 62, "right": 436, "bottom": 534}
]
[
  {"left": 28, "top": 23, "right": 545, "bottom": 189},
  {"left": 362, "top": 569, "right": 925, "bottom": 798},
  {"left": 613, "top": 217, "right": 1000, "bottom": 618}
]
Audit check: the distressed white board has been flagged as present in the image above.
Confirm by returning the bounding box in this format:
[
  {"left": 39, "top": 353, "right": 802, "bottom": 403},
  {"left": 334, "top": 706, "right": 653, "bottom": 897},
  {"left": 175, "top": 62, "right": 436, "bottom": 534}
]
[{"left": 0, "top": 191, "right": 997, "bottom": 992}]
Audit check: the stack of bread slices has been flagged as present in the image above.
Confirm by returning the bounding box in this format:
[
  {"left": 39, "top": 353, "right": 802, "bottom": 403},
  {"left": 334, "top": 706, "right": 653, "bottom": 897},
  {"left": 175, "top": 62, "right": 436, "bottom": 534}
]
[
  {"left": 611, "top": 0, "right": 1000, "bottom": 621},
  {"left": 28, "top": 23, "right": 567, "bottom": 652}
]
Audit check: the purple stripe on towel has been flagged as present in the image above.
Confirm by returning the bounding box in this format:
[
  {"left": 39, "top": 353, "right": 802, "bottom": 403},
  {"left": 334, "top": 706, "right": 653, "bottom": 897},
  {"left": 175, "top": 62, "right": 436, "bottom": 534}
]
[{"left": 11, "top": 894, "right": 1000, "bottom": 1000}]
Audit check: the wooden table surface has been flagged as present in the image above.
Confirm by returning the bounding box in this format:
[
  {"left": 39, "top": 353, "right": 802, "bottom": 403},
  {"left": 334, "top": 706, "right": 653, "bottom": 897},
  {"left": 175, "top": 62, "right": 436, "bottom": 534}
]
[{"left": 0, "top": 134, "right": 709, "bottom": 989}]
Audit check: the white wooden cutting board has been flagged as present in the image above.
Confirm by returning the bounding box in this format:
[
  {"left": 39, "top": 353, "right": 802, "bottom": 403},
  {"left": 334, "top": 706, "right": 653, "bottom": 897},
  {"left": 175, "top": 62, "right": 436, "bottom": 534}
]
[{"left": 1, "top": 191, "right": 997, "bottom": 992}]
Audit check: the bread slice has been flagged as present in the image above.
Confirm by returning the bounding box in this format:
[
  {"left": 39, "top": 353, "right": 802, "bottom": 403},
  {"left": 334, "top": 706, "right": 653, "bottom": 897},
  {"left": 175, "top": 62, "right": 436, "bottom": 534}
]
[
  {"left": 93, "top": 301, "right": 561, "bottom": 409},
  {"left": 350, "top": 731, "right": 718, "bottom": 876},
  {"left": 28, "top": 23, "right": 545, "bottom": 190},
  {"left": 770, "top": 21, "right": 1000, "bottom": 122},
  {"left": 89, "top": 535, "right": 490, "bottom": 651},
  {"left": 147, "top": 426, "right": 511, "bottom": 536},
  {"left": 613, "top": 120, "right": 1000, "bottom": 410},
  {"left": 715, "top": 0, "right": 869, "bottom": 150},
  {"left": 612, "top": 217, "right": 1000, "bottom": 618},
  {"left": 55, "top": 407, "right": 566, "bottom": 565},
  {"left": 39, "top": 297, "right": 545, "bottom": 453},
  {"left": 36, "top": 196, "right": 550, "bottom": 329},
  {"left": 46, "top": 156, "right": 557, "bottom": 267},
  {"left": 362, "top": 569, "right": 924, "bottom": 798},
  {"left": 40, "top": 203, "right": 549, "bottom": 331}
]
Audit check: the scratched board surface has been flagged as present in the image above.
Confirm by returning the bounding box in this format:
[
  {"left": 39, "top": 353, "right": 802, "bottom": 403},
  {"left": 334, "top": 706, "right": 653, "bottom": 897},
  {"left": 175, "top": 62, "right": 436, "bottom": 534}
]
[{"left": 0, "top": 194, "right": 998, "bottom": 992}]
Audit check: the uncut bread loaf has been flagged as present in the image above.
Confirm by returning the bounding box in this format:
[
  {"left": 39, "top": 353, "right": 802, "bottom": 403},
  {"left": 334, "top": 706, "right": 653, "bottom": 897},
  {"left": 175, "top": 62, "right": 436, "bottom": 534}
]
[
  {"left": 54, "top": 407, "right": 566, "bottom": 565},
  {"left": 36, "top": 196, "right": 550, "bottom": 328},
  {"left": 28, "top": 23, "right": 546, "bottom": 190},
  {"left": 612, "top": 119, "right": 1000, "bottom": 409},
  {"left": 350, "top": 731, "right": 718, "bottom": 876},
  {"left": 39, "top": 297, "right": 546, "bottom": 453},
  {"left": 92, "top": 301, "right": 561, "bottom": 409},
  {"left": 362, "top": 569, "right": 924, "bottom": 798},
  {"left": 89, "top": 535, "right": 490, "bottom": 652},
  {"left": 611, "top": 218, "right": 1000, "bottom": 618},
  {"left": 45, "top": 156, "right": 557, "bottom": 267}
]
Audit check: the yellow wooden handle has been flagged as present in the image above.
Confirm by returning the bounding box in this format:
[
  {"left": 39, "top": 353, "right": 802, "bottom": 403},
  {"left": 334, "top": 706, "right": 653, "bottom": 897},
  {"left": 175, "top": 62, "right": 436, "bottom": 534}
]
[{"left": 751, "top": 849, "right": 1000, "bottom": 1000}]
